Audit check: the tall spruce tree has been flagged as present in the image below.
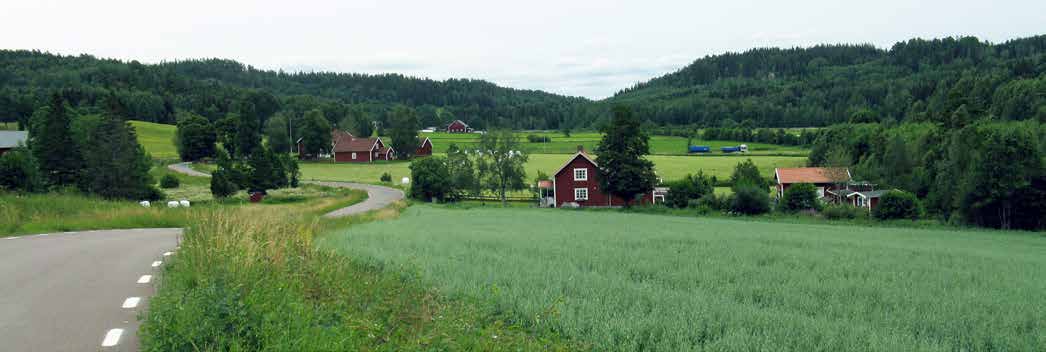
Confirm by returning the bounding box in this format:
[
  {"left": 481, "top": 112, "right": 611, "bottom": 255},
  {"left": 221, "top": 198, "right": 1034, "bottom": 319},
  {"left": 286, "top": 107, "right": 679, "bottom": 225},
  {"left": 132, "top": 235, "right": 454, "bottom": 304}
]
[
  {"left": 594, "top": 105, "right": 657, "bottom": 206},
  {"left": 388, "top": 105, "right": 420, "bottom": 159},
  {"left": 81, "top": 113, "right": 159, "bottom": 200},
  {"left": 29, "top": 94, "right": 84, "bottom": 187}
]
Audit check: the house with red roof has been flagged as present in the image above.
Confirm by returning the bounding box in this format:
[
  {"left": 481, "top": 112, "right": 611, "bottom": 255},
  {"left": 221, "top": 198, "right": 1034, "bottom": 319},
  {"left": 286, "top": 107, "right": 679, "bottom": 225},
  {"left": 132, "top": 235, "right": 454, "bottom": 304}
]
[
  {"left": 551, "top": 146, "right": 664, "bottom": 207},
  {"left": 773, "top": 167, "right": 851, "bottom": 199},
  {"left": 329, "top": 129, "right": 394, "bottom": 162}
]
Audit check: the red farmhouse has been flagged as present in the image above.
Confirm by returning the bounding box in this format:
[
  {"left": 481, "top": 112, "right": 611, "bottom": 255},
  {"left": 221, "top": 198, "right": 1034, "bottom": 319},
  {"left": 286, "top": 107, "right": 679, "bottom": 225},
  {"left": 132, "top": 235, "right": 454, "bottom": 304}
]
[
  {"left": 773, "top": 167, "right": 851, "bottom": 199},
  {"left": 446, "top": 120, "right": 472, "bottom": 133},
  {"left": 552, "top": 147, "right": 662, "bottom": 207},
  {"left": 331, "top": 130, "right": 394, "bottom": 162},
  {"left": 415, "top": 137, "right": 433, "bottom": 156}
]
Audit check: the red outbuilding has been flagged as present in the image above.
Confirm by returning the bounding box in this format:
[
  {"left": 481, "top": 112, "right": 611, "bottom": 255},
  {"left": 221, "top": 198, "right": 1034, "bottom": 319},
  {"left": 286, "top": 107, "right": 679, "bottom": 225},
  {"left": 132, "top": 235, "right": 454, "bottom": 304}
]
[
  {"left": 415, "top": 137, "right": 433, "bottom": 156},
  {"left": 774, "top": 167, "right": 851, "bottom": 199},
  {"left": 446, "top": 120, "right": 472, "bottom": 133},
  {"left": 552, "top": 147, "right": 662, "bottom": 208}
]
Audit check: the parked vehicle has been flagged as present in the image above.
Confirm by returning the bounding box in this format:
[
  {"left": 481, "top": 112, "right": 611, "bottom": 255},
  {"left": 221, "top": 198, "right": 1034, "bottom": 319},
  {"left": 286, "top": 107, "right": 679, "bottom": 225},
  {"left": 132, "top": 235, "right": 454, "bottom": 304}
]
[
  {"left": 688, "top": 145, "right": 711, "bottom": 153},
  {"left": 721, "top": 144, "right": 748, "bottom": 153}
]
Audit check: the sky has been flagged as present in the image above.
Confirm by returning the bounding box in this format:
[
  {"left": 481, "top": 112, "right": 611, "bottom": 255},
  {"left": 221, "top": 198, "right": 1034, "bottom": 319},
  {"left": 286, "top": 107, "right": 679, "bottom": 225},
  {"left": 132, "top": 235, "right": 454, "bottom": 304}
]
[{"left": 2, "top": 0, "right": 1044, "bottom": 99}]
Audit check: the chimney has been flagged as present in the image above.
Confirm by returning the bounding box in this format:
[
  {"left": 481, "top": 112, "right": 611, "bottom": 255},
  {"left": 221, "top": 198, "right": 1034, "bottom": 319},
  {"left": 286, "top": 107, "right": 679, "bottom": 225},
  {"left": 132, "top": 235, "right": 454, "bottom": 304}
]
[{"left": 577, "top": 145, "right": 585, "bottom": 153}]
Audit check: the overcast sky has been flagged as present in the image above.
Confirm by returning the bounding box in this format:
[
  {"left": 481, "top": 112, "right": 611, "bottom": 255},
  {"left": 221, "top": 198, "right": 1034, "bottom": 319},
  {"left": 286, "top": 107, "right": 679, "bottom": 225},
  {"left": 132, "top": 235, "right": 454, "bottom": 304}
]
[{"left": 2, "top": 0, "right": 1044, "bottom": 99}]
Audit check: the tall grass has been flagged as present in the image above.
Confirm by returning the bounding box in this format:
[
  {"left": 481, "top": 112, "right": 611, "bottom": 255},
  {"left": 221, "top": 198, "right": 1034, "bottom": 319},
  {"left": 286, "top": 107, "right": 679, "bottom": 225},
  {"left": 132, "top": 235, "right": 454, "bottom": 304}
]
[
  {"left": 324, "top": 206, "right": 1046, "bottom": 351},
  {"left": 0, "top": 192, "right": 192, "bottom": 236},
  {"left": 140, "top": 204, "right": 579, "bottom": 351}
]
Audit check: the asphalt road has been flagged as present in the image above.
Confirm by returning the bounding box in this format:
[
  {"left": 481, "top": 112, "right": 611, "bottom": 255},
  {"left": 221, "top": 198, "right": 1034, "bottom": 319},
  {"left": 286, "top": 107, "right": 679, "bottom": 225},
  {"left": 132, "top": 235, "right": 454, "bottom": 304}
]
[{"left": 0, "top": 228, "right": 181, "bottom": 351}]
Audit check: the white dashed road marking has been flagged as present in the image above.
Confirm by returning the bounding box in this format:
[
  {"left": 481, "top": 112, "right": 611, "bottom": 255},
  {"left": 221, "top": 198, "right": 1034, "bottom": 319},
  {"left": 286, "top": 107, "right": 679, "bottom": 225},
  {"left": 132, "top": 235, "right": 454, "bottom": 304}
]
[
  {"left": 137, "top": 275, "right": 151, "bottom": 284},
  {"left": 121, "top": 297, "right": 141, "bottom": 308},
  {"left": 151, "top": 261, "right": 162, "bottom": 267},
  {"left": 101, "top": 329, "right": 123, "bottom": 347}
]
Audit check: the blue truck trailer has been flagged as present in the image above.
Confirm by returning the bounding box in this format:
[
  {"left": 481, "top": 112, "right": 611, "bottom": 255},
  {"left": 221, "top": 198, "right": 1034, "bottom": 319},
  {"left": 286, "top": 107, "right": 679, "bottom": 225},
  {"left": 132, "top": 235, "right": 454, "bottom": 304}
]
[{"left": 688, "top": 145, "right": 711, "bottom": 153}]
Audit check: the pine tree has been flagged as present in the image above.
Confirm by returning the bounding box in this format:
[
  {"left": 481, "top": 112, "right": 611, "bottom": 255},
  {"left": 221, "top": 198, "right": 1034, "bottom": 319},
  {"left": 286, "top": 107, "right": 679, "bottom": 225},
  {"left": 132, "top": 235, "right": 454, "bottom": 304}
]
[
  {"left": 29, "top": 94, "right": 84, "bottom": 188},
  {"left": 81, "top": 113, "right": 159, "bottom": 200},
  {"left": 594, "top": 105, "right": 657, "bottom": 206}
]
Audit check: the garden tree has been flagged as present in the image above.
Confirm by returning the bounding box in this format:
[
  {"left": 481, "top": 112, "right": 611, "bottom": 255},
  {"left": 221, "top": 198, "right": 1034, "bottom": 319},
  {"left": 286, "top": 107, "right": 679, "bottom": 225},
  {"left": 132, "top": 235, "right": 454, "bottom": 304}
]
[
  {"left": 0, "top": 146, "right": 42, "bottom": 192},
  {"left": 388, "top": 105, "right": 420, "bottom": 159},
  {"left": 729, "top": 159, "right": 768, "bottom": 190},
  {"left": 730, "top": 184, "right": 771, "bottom": 215},
  {"left": 476, "top": 129, "right": 528, "bottom": 206},
  {"left": 28, "top": 94, "right": 84, "bottom": 187},
  {"left": 160, "top": 174, "right": 180, "bottom": 189},
  {"left": 409, "top": 156, "right": 451, "bottom": 202},
  {"left": 209, "top": 169, "right": 237, "bottom": 199},
  {"left": 264, "top": 113, "right": 291, "bottom": 153},
  {"left": 175, "top": 111, "right": 217, "bottom": 161},
  {"left": 780, "top": 183, "right": 820, "bottom": 212},
  {"left": 80, "top": 113, "right": 161, "bottom": 200},
  {"left": 445, "top": 143, "right": 478, "bottom": 200},
  {"left": 210, "top": 147, "right": 241, "bottom": 198},
  {"left": 594, "top": 105, "right": 657, "bottom": 206},
  {"left": 234, "top": 100, "right": 261, "bottom": 158},
  {"left": 664, "top": 172, "right": 714, "bottom": 209},
  {"left": 300, "top": 109, "right": 332, "bottom": 157},
  {"left": 873, "top": 190, "right": 922, "bottom": 220},
  {"left": 246, "top": 145, "right": 277, "bottom": 193}
]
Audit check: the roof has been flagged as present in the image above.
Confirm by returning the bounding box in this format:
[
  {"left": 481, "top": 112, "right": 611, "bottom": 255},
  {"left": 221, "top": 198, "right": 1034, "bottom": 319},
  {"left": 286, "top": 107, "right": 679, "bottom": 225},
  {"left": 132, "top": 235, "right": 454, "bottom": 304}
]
[
  {"left": 553, "top": 151, "right": 597, "bottom": 176},
  {"left": 775, "top": 167, "right": 851, "bottom": 184},
  {"left": 850, "top": 190, "right": 890, "bottom": 198},
  {"left": 334, "top": 137, "right": 381, "bottom": 153},
  {"left": 419, "top": 137, "right": 432, "bottom": 147},
  {"left": 0, "top": 131, "right": 28, "bottom": 149},
  {"left": 448, "top": 120, "right": 469, "bottom": 128},
  {"left": 826, "top": 189, "right": 858, "bottom": 197}
]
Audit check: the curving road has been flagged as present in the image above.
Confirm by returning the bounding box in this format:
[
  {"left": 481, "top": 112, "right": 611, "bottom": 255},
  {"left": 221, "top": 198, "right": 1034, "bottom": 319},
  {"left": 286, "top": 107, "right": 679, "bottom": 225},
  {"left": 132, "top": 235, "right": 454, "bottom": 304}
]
[
  {"left": 0, "top": 228, "right": 181, "bottom": 351},
  {"left": 0, "top": 164, "right": 404, "bottom": 351}
]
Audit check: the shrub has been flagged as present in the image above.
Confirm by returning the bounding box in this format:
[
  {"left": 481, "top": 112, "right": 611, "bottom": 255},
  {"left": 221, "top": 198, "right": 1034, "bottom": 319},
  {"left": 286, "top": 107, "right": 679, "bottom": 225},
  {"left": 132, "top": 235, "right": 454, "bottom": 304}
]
[
  {"left": 210, "top": 169, "right": 238, "bottom": 199},
  {"left": 409, "top": 156, "right": 451, "bottom": 202},
  {"left": 873, "top": 190, "right": 921, "bottom": 220},
  {"left": 0, "top": 146, "right": 42, "bottom": 192},
  {"left": 664, "top": 172, "right": 715, "bottom": 209},
  {"left": 780, "top": 183, "right": 820, "bottom": 212},
  {"left": 730, "top": 185, "right": 770, "bottom": 215},
  {"left": 526, "top": 134, "right": 551, "bottom": 143},
  {"left": 380, "top": 172, "right": 392, "bottom": 183},
  {"left": 822, "top": 204, "right": 863, "bottom": 220},
  {"left": 159, "top": 174, "right": 180, "bottom": 189}
]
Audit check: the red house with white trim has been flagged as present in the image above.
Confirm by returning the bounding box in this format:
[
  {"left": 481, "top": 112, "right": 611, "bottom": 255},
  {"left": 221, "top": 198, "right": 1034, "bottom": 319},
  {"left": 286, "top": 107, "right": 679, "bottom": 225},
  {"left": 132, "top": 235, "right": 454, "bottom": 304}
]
[
  {"left": 773, "top": 167, "right": 851, "bottom": 199},
  {"left": 446, "top": 120, "right": 472, "bottom": 133},
  {"left": 552, "top": 147, "right": 662, "bottom": 207},
  {"left": 331, "top": 130, "right": 394, "bottom": 162},
  {"left": 415, "top": 137, "right": 433, "bottom": 156}
]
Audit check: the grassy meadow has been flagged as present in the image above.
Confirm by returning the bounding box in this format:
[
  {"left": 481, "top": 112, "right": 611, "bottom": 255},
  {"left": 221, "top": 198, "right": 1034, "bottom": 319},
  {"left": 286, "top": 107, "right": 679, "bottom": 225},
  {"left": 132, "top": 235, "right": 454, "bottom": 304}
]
[
  {"left": 422, "top": 131, "right": 809, "bottom": 156},
  {"left": 0, "top": 121, "right": 16, "bottom": 130},
  {"left": 323, "top": 206, "right": 1046, "bottom": 351},
  {"left": 130, "top": 120, "right": 179, "bottom": 160},
  {"left": 0, "top": 192, "right": 193, "bottom": 236}
]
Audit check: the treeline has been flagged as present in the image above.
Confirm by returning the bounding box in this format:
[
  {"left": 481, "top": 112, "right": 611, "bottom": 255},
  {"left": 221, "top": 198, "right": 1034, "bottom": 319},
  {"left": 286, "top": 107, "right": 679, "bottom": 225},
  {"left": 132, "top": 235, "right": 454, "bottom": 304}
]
[
  {"left": 808, "top": 120, "right": 1046, "bottom": 230},
  {"left": 611, "top": 35, "right": 1046, "bottom": 127},
  {"left": 0, "top": 50, "right": 599, "bottom": 132}
]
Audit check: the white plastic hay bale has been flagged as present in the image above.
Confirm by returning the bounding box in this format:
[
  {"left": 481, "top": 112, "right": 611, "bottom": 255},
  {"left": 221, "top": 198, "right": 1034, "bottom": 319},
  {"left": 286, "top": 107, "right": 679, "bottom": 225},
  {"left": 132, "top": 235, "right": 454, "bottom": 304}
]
[
  {"left": 166, "top": 201, "right": 179, "bottom": 208},
  {"left": 179, "top": 200, "right": 190, "bottom": 208},
  {"left": 139, "top": 200, "right": 150, "bottom": 208},
  {"left": 401, "top": 177, "right": 410, "bottom": 185}
]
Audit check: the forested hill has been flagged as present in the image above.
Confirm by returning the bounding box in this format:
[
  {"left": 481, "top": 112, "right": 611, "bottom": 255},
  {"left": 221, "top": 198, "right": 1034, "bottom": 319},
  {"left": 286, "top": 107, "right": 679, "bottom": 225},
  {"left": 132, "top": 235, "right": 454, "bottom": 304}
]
[
  {"left": 610, "top": 35, "right": 1046, "bottom": 127},
  {"left": 0, "top": 50, "right": 596, "bottom": 130}
]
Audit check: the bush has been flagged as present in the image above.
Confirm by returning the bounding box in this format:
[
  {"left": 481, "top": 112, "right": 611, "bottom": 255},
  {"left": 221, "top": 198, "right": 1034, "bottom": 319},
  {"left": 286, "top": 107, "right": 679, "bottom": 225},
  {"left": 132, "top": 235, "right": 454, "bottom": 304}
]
[
  {"left": 526, "top": 134, "right": 551, "bottom": 143},
  {"left": 822, "top": 204, "right": 863, "bottom": 220},
  {"left": 380, "top": 172, "right": 392, "bottom": 183},
  {"left": 873, "top": 190, "right": 921, "bottom": 220},
  {"left": 409, "top": 156, "right": 451, "bottom": 202},
  {"left": 210, "top": 169, "right": 238, "bottom": 199},
  {"left": 160, "top": 174, "right": 180, "bottom": 189},
  {"left": 730, "top": 185, "right": 770, "bottom": 215},
  {"left": 0, "top": 147, "right": 42, "bottom": 192},
  {"left": 780, "top": 183, "right": 820, "bottom": 212},
  {"left": 664, "top": 172, "right": 715, "bottom": 209}
]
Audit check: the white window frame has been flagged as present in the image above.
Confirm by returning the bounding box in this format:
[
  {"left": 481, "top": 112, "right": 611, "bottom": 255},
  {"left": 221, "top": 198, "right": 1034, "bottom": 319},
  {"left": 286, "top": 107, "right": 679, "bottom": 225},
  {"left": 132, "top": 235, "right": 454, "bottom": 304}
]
[
  {"left": 574, "top": 188, "right": 588, "bottom": 201},
  {"left": 857, "top": 196, "right": 865, "bottom": 207},
  {"left": 573, "top": 168, "right": 588, "bottom": 181},
  {"left": 351, "top": 152, "right": 357, "bottom": 159}
]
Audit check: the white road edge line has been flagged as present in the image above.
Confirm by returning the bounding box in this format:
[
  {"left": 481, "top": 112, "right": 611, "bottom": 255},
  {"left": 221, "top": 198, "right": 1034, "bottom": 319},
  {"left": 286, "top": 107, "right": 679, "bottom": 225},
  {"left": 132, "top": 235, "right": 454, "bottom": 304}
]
[
  {"left": 151, "top": 261, "right": 162, "bottom": 267},
  {"left": 101, "top": 328, "right": 123, "bottom": 347},
  {"left": 122, "top": 297, "right": 141, "bottom": 308},
  {"left": 137, "top": 275, "right": 152, "bottom": 284}
]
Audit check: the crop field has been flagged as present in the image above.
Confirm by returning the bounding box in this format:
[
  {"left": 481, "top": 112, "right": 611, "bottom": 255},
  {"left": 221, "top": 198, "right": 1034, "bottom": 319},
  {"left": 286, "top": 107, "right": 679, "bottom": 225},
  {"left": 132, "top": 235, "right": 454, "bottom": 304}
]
[
  {"left": 323, "top": 206, "right": 1046, "bottom": 351},
  {"left": 422, "top": 131, "right": 809, "bottom": 156},
  {"left": 130, "top": 120, "right": 179, "bottom": 160},
  {"left": 0, "top": 122, "right": 16, "bottom": 130},
  {"left": 298, "top": 154, "right": 806, "bottom": 185}
]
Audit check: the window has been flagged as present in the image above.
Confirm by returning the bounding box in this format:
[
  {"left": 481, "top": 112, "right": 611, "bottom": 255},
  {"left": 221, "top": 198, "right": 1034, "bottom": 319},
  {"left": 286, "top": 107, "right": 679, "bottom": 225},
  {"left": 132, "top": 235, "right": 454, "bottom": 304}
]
[
  {"left": 351, "top": 152, "right": 357, "bottom": 159},
  {"left": 857, "top": 196, "right": 865, "bottom": 207},
  {"left": 573, "top": 168, "right": 588, "bottom": 181},
  {"left": 574, "top": 188, "right": 589, "bottom": 201}
]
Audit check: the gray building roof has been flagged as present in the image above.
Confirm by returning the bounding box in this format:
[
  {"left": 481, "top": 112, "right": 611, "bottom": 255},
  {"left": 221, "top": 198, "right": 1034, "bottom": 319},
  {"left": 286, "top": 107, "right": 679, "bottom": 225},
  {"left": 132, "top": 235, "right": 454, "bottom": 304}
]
[{"left": 0, "top": 131, "right": 28, "bottom": 149}]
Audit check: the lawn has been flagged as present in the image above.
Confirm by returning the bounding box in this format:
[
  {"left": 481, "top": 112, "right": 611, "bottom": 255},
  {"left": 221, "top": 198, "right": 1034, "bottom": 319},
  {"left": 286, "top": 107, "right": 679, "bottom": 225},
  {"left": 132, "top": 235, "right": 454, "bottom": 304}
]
[
  {"left": 323, "top": 206, "right": 1046, "bottom": 351},
  {"left": 130, "top": 120, "right": 179, "bottom": 160},
  {"left": 422, "top": 131, "right": 809, "bottom": 156},
  {"left": 298, "top": 154, "right": 806, "bottom": 185},
  {"left": 0, "top": 122, "right": 17, "bottom": 130}
]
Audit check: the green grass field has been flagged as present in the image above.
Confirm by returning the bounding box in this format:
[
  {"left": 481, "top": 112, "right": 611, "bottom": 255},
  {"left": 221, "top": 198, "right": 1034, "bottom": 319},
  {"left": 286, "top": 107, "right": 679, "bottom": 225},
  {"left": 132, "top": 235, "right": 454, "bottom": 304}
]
[
  {"left": 423, "top": 131, "right": 809, "bottom": 156},
  {"left": 130, "top": 120, "right": 179, "bottom": 160},
  {"left": 0, "top": 122, "right": 17, "bottom": 130},
  {"left": 297, "top": 154, "right": 805, "bottom": 185},
  {"left": 323, "top": 206, "right": 1046, "bottom": 351}
]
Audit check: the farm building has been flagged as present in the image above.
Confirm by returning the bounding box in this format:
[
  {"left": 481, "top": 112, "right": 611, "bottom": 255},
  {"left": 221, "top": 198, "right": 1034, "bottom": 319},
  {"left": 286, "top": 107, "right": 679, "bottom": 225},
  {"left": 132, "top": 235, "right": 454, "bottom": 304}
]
[
  {"left": 774, "top": 167, "right": 851, "bottom": 199},
  {"left": 415, "top": 137, "right": 433, "bottom": 156},
  {"left": 825, "top": 182, "right": 891, "bottom": 211},
  {"left": 0, "top": 131, "right": 28, "bottom": 156},
  {"left": 446, "top": 120, "right": 473, "bottom": 133},
  {"left": 551, "top": 147, "right": 665, "bottom": 208},
  {"left": 329, "top": 129, "right": 394, "bottom": 162}
]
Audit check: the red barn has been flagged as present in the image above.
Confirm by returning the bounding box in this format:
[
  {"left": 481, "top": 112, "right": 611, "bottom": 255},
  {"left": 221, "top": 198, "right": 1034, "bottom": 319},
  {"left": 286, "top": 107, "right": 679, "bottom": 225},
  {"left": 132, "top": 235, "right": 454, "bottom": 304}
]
[
  {"left": 446, "top": 120, "right": 472, "bottom": 133},
  {"left": 774, "top": 167, "right": 851, "bottom": 199},
  {"left": 333, "top": 137, "right": 393, "bottom": 162},
  {"left": 552, "top": 147, "right": 661, "bottom": 207},
  {"left": 415, "top": 137, "right": 433, "bottom": 156}
]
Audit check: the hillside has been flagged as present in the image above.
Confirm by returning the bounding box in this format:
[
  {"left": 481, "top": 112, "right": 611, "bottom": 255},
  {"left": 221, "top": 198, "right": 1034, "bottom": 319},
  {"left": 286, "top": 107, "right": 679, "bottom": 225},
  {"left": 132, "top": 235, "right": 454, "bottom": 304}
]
[{"left": 610, "top": 35, "right": 1046, "bottom": 127}]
